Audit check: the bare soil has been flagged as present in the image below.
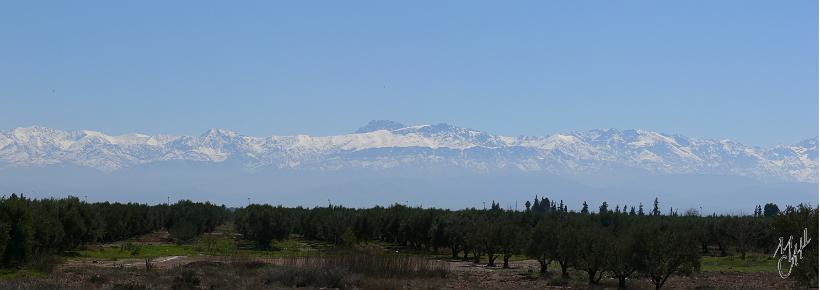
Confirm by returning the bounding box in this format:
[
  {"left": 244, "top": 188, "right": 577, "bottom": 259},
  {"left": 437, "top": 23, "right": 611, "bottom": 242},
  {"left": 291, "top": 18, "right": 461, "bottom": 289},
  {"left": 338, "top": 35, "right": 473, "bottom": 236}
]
[{"left": 50, "top": 255, "right": 799, "bottom": 289}]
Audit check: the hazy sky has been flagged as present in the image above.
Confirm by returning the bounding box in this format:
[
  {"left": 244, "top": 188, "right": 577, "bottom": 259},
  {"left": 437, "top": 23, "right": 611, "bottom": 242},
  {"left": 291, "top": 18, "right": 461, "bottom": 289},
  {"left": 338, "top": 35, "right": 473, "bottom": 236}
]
[{"left": 1, "top": 1, "right": 816, "bottom": 146}]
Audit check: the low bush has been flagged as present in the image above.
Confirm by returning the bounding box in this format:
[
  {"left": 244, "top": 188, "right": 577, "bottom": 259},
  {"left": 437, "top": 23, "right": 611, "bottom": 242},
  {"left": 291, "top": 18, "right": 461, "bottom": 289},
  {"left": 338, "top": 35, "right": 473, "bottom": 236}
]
[
  {"left": 88, "top": 274, "right": 106, "bottom": 284},
  {"left": 26, "top": 255, "right": 63, "bottom": 273},
  {"left": 276, "top": 251, "right": 450, "bottom": 279},
  {"left": 171, "top": 269, "right": 200, "bottom": 290},
  {"left": 263, "top": 265, "right": 361, "bottom": 288}
]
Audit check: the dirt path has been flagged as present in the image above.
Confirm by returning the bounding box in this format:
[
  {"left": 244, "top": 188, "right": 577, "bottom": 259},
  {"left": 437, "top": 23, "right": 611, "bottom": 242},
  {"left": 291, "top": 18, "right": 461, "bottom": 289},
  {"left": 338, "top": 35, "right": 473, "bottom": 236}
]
[
  {"left": 66, "top": 255, "right": 204, "bottom": 270},
  {"left": 120, "top": 256, "right": 184, "bottom": 267}
]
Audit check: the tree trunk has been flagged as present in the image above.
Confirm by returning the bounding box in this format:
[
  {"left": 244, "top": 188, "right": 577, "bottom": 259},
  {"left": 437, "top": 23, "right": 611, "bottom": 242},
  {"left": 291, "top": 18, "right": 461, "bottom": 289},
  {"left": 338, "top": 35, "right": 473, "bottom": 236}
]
[
  {"left": 537, "top": 258, "right": 551, "bottom": 273},
  {"left": 618, "top": 276, "right": 626, "bottom": 288},
  {"left": 502, "top": 252, "right": 512, "bottom": 269},
  {"left": 486, "top": 252, "right": 497, "bottom": 267},
  {"left": 652, "top": 276, "right": 662, "bottom": 290},
  {"left": 559, "top": 260, "right": 569, "bottom": 278},
  {"left": 587, "top": 269, "right": 602, "bottom": 284},
  {"left": 451, "top": 246, "right": 459, "bottom": 259},
  {"left": 653, "top": 273, "right": 671, "bottom": 290},
  {"left": 593, "top": 270, "right": 603, "bottom": 284},
  {"left": 718, "top": 242, "right": 727, "bottom": 256}
]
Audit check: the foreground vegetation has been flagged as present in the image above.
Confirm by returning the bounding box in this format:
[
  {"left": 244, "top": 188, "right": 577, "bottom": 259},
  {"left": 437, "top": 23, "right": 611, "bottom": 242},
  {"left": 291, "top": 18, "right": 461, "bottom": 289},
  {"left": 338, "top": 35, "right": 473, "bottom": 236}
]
[
  {"left": 0, "top": 194, "right": 228, "bottom": 265},
  {"left": 234, "top": 198, "right": 818, "bottom": 288},
  {"left": 0, "top": 250, "right": 451, "bottom": 290},
  {"left": 0, "top": 194, "right": 816, "bottom": 289}
]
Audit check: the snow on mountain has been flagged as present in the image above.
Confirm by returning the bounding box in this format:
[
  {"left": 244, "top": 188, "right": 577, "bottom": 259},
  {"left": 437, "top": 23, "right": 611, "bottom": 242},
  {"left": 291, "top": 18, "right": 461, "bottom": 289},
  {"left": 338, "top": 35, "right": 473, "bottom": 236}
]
[
  {"left": 0, "top": 122, "right": 816, "bottom": 182},
  {"left": 354, "top": 120, "right": 407, "bottom": 133}
]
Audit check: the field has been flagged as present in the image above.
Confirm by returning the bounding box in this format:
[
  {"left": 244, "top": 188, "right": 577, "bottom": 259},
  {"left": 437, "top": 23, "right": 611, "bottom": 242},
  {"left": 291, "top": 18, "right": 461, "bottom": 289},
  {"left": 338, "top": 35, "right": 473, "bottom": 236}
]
[{"left": 0, "top": 224, "right": 798, "bottom": 290}]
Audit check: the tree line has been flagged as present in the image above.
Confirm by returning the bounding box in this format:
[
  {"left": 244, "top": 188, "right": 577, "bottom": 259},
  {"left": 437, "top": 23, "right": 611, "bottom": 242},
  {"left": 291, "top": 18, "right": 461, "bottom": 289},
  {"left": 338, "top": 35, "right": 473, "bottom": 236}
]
[
  {"left": 0, "top": 193, "right": 814, "bottom": 288},
  {"left": 234, "top": 197, "right": 818, "bottom": 289},
  {"left": 0, "top": 194, "right": 228, "bottom": 267}
]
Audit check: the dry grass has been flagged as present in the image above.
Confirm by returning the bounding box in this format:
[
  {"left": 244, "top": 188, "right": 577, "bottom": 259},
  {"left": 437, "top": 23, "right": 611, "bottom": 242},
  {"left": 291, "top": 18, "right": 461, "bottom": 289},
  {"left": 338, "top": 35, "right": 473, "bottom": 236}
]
[{"left": 272, "top": 251, "right": 450, "bottom": 279}]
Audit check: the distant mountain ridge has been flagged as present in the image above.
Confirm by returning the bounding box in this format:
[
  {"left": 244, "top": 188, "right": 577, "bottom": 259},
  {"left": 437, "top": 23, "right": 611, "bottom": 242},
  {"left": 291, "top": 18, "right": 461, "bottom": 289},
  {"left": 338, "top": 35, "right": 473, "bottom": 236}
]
[{"left": 0, "top": 121, "right": 816, "bottom": 183}]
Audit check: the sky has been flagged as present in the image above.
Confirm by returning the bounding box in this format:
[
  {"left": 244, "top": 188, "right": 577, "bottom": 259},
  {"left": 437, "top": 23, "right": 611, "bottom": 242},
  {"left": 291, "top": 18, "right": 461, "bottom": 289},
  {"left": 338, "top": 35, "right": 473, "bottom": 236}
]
[{"left": 0, "top": 1, "right": 816, "bottom": 146}]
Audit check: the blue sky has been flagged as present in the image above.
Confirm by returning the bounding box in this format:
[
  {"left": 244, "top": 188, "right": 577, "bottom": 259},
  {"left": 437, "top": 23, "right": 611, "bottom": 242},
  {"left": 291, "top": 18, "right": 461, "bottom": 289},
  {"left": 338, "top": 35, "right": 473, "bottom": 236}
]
[{"left": 0, "top": 1, "right": 816, "bottom": 146}]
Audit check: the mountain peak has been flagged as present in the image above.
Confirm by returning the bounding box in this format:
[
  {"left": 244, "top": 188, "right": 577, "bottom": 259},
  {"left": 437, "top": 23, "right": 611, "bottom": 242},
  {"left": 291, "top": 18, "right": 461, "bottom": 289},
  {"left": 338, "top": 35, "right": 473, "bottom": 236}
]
[
  {"left": 796, "top": 137, "right": 819, "bottom": 148},
  {"left": 13, "top": 125, "right": 62, "bottom": 134},
  {"left": 354, "top": 120, "right": 406, "bottom": 133},
  {"left": 201, "top": 128, "right": 238, "bottom": 138}
]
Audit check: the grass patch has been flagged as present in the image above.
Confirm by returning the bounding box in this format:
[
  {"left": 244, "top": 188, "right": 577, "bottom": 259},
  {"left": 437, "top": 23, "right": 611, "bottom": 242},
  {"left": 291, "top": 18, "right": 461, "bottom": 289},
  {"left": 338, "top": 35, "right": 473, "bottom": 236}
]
[
  {"left": 0, "top": 269, "right": 44, "bottom": 281},
  {"left": 269, "top": 239, "right": 317, "bottom": 255},
  {"left": 79, "top": 235, "right": 331, "bottom": 260},
  {"left": 229, "top": 235, "right": 333, "bottom": 258},
  {"left": 701, "top": 254, "right": 777, "bottom": 273},
  {"left": 191, "top": 233, "right": 237, "bottom": 255},
  {"left": 234, "top": 240, "right": 330, "bottom": 258}
]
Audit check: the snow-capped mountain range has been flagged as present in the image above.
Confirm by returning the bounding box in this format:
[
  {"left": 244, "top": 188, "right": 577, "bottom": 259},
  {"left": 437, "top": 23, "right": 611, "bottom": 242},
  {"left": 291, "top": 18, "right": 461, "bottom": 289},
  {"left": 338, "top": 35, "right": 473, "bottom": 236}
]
[{"left": 0, "top": 120, "right": 816, "bottom": 183}]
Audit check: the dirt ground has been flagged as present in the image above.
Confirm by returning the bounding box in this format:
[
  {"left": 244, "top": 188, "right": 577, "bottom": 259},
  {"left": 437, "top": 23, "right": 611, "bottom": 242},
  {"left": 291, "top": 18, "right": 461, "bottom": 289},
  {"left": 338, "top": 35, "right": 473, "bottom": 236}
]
[
  {"left": 53, "top": 255, "right": 799, "bottom": 289},
  {"left": 439, "top": 259, "right": 797, "bottom": 289}
]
